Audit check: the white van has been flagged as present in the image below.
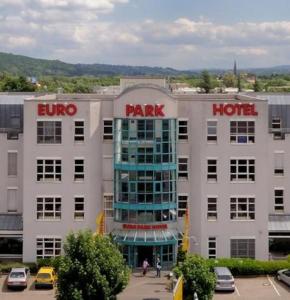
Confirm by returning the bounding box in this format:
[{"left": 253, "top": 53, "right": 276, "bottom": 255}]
[{"left": 214, "top": 267, "right": 235, "bottom": 292}]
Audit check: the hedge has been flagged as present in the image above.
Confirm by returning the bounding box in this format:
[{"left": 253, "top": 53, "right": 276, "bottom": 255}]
[
  {"left": 207, "top": 257, "right": 290, "bottom": 276},
  {"left": 0, "top": 257, "right": 62, "bottom": 274}
]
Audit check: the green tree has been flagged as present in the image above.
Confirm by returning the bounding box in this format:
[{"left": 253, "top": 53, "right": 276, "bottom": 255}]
[
  {"left": 253, "top": 78, "right": 263, "bottom": 92},
  {"left": 199, "top": 70, "right": 212, "bottom": 93},
  {"left": 237, "top": 74, "right": 242, "bottom": 92},
  {"left": 174, "top": 254, "right": 216, "bottom": 300},
  {"left": 57, "top": 230, "right": 130, "bottom": 300},
  {"left": 223, "top": 72, "right": 237, "bottom": 88}
]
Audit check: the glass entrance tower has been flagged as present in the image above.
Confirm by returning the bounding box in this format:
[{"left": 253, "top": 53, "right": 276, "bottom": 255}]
[{"left": 113, "top": 118, "right": 178, "bottom": 268}]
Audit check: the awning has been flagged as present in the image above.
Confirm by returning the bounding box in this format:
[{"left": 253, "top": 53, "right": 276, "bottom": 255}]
[
  {"left": 269, "top": 214, "right": 290, "bottom": 238},
  {"left": 112, "top": 229, "right": 181, "bottom": 246}
]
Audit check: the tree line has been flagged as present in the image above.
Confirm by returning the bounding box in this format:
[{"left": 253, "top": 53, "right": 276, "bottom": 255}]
[{"left": 1, "top": 71, "right": 290, "bottom": 93}]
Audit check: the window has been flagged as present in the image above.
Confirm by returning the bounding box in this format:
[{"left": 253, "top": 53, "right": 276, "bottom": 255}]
[
  {"left": 74, "top": 196, "right": 84, "bottom": 220},
  {"left": 37, "top": 197, "right": 61, "bottom": 220},
  {"left": 178, "top": 119, "right": 188, "bottom": 141},
  {"left": 37, "top": 121, "right": 62, "bottom": 144},
  {"left": 207, "top": 197, "right": 217, "bottom": 220},
  {"left": 7, "top": 131, "right": 19, "bottom": 140},
  {"left": 230, "top": 121, "right": 255, "bottom": 143},
  {"left": 230, "top": 159, "right": 255, "bottom": 182},
  {"left": 231, "top": 239, "right": 255, "bottom": 259},
  {"left": 7, "top": 188, "right": 17, "bottom": 213},
  {"left": 178, "top": 194, "right": 188, "bottom": 217},
  {"left": 207, "top": 120, "right": 217, "bottom": 142},
  {"left": 37, "top": 159, "right": 62, "bottom": 182},
  {"left": 103, "top": 119, "right": 113, "bottom": 140},
  {"left": 274, "top": 189, "right": 284, "bottom": 213},
  {"left": 207, "top": 159, "right": 217, "bottom": 181},
  {"left": 230, "top": 197, "right": 255, "bottom": 220},
  {"left": 178, "top": 157, "right": 188, "bottom": 180},
  {"left": 162, "top": 244, "right": 173, "bottom": 263},
  {"left": 74, "top": 159, "right": 84, "bottom": 181},
  {"left": 8, "top": 151, "right": 17, "bottom": 176},
  {"left": 104, "top": 194, "right": 114, "bottom": 218},
  {"left": 208, "top": 237, "right": 216, "bottom": 259},
  {"left": 74, "top": 120, "right": 84, "bottom": 142},
  {"left": 272, "top": 117, "right": 284, "bottom": 140},
  {"left": 36, "top": 237, "right": 61, "bottom": 258},
  {"left": 274, "top": 152, "right": 284, "bottom": 175}
]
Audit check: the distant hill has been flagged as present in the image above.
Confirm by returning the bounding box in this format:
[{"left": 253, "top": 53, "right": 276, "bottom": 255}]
[
  {"left": 0, "top": 52, "right": 290, "bottom": 77},
  {"left": 0, "top": 52, "right": 197, "bottom": 77}
]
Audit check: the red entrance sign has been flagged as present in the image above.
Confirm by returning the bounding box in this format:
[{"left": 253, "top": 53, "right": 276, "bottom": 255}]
[
  {"left": 213, "top": 103, "right": 258, "bottom": 116},
  {"left": 123, "top": 224, "right": 168, "bottom": 230},
  {"left": 126, "top": 104, "right": 165, "bottom": 117},
  {"left": 38, "top": 103, "right": 77, "bottom": 116}
]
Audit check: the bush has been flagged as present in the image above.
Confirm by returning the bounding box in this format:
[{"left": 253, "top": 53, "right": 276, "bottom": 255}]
[
  {"left": 57, "top": 230, "right": 130, "bottom": 300},
  {"left": 37, "top": 256, "right": 62, "bottom": 272},
  {"left": 174, "top": 254, "right": 216, "bottom": 300},
  {"left": 207, "top": 258, "right": 290, "bottom": 276},
  {"left": 0, "top": 262, "right": 37, "bottom": 274}
]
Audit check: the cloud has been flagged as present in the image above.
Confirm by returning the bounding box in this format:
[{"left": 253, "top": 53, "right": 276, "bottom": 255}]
[{"left": 0, "top": 2, "right": 290, "bottom": 69}]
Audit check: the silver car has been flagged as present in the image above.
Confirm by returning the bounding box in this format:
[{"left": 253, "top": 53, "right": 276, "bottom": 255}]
[
  {"left": 7, "top": 267, "right": 30, "bottom": 289},
  {"left": 277, "top": 269, "right": 290, "bottom": 286},
  {"left": 214, "top": 267, "right": 235, "bottom": 292}
]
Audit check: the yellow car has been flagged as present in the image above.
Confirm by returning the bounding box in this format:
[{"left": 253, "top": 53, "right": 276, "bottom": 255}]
[{"left": 35, "top": 267, "right": 57, "bottom": 289}]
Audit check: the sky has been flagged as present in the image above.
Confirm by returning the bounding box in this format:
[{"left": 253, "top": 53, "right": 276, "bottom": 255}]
[{"left": 0, "top": 0, "right": 290, "bottom": 70}]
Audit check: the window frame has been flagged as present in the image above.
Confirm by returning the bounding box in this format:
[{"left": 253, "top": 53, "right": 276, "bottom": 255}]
[
  {"left": 104, "top": 193, "right": 114, "bottom": 218},
  {"left": 36, "top": 158, "right": 62, "bottom": 182},
  {"left": 230, "top": 196, "right": 255, "bottom": 220},
  {"left": 8, "top": 151, "right": 17, "bottom": 177},
  {"left": 208, "top": 237, "right": 216, "bottom": 259},
  {"left": 37, "top": 120, "right": 62, "bottom": 144},
  {"left": 230, "top": 120, "right": 255, "bottom": 144},
  {"left": 274, "top": 151, "right": 284, "bottom": 176},
  {"left": 230, "top": 158, "right": 255, "bottom": 182},
  {"left": 207, "top": 158, "right": 217, "bottom": 182},
  {"left": 36, "top": 236, "right": 62, "bottom": 259},
  {"left": 177, "top": 194, "right": 188, "bottom": 218},
  {"left": 207, "top": 196, "right": 217, "bottom": 220},
  {"left": 74, "top": 119, "right": 85, "bottom": 143},
  {"left": 36, "top": 196, "right": 62, "bottom": 220},
  {"left": 178, "top": 156, "right": 189, "bottom": 180},
  {"left": 103, "top": 118, "right": 113, "bottom": 141},
  {"left": 207, "top": 120, "right": 217, "bottom": 143},
  {"left": 230, "top": 238, "right": 255, "bottom": 259},
  {"left": 74, "top": 196, "right": 85, "bottom": 220},
  {"left": 274, "top": 188, "right": 284, "bottom": 213},
  {"left": 74, "top": 158, "right": 85, "bottom": 181},
  {"left": 178, "top": 119, "right": 188, "bottom": 141}
]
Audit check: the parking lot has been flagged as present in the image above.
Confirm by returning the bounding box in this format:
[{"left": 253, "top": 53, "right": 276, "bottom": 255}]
[
  {"left": 0, "top": 276, "right": 55, "bottom": 300},
  {"left": 214, "top": 276, "right": 290, "bottom": 300},
  {"left": 0, "top": 273, "right": 289, "bottom": 299}
]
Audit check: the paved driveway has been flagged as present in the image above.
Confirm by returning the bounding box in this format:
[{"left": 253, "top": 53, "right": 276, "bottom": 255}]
[
  {"left": 118, "top": 270, "right": 173, "bottom": 300},
  {"left": 214, "top": 276, "right": 290, "bottom": 300},
  {"left": 0, "top": 276, "right": 55, "bottom": 300}
]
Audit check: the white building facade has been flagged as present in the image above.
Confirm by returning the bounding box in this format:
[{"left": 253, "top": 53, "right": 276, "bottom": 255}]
[{"left": 0, "top": 79, "right": 288, "bottom": 266}]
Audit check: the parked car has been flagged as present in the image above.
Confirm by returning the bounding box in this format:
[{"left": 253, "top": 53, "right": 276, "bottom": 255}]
[
  {"left": 214, "top": 267, "right": 235, "bottom": 292},
  {"left": 7, "top": 267, "right": 30, "bottom": 289},
  {"left": 277, "top": 269, "right": 290, "bottom": 286},
  {"left": 35, "top": 267, "right": 57, "bottom": 289}
]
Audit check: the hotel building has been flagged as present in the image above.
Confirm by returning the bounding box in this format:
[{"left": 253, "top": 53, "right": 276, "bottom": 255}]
[{"left": 0, "top": 78, "right": 289, "bottom": 267}]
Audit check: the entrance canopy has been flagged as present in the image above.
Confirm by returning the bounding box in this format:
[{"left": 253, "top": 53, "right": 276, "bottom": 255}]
[
  {"left": 269, "top": 214, "right": 290, "bottom": 238},
  {"left": 112, "top": 229, "right": 180, "bottom": 246}
]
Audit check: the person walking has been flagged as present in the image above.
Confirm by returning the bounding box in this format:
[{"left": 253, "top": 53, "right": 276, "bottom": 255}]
[
  {"left": 156, "top": 257, "right": 161, "bottom": 278},
  {"left": 142, "top": 258, "right": 149, "bottom": 276}
]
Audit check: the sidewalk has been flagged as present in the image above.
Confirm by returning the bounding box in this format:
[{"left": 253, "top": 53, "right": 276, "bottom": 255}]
[{"left": 118, "top": 270, "right": 173, "bottom": 300}]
